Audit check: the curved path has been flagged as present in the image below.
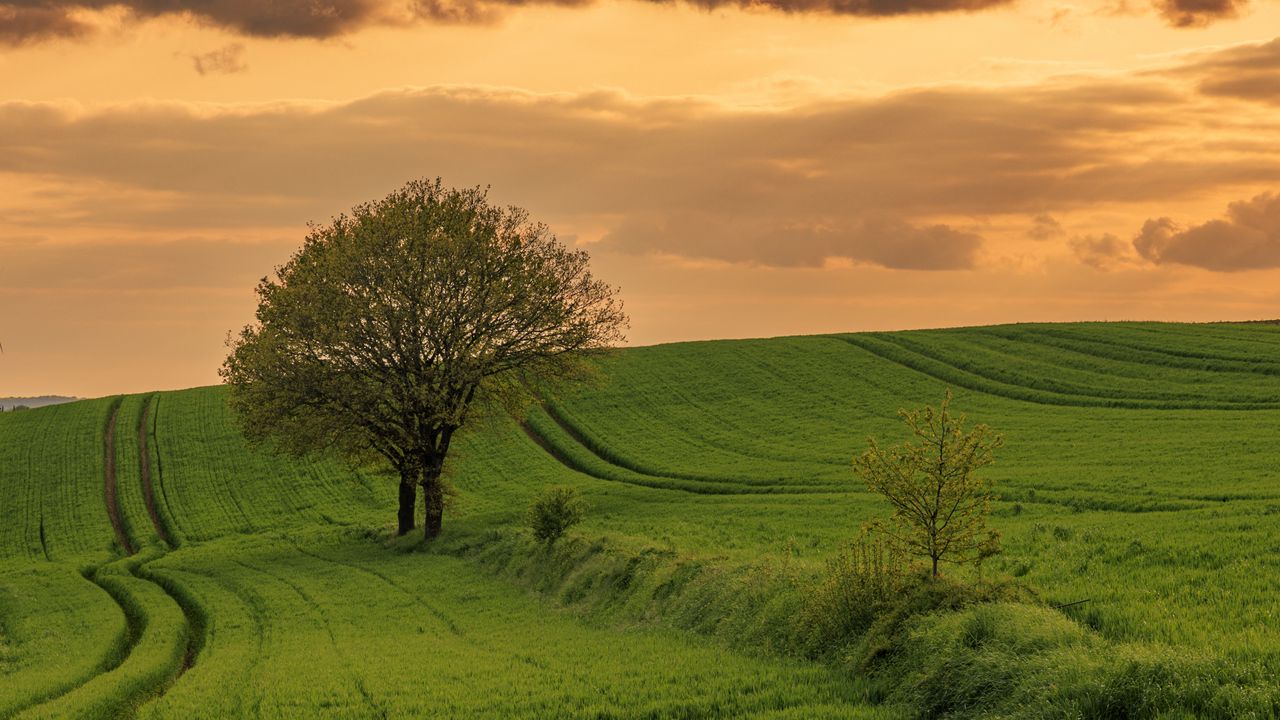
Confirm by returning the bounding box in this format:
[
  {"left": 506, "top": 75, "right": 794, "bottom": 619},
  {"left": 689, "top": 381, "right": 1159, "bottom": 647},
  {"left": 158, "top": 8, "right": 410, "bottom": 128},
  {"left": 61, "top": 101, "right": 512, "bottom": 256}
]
[{"left": 17, "top": 397, "right": 211, "bottom": 718}]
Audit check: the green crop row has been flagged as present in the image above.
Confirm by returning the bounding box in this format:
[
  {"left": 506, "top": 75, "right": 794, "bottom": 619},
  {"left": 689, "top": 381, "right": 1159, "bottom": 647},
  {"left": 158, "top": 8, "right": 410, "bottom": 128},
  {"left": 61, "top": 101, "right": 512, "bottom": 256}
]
[
  {"left": 894, "top": 328, "right": 1280, "bottom": 403},
  {"left": 149, "top": 387, "right": 389, "bottom": 542},
  {"left": 134, "top": 529, "right": 883, "bottom": 719},
  {"left": 977, "top": 325, "right": 1280, "bottom": 375},
  {"left": 0, "top": 563, "right": 126, "bottom": 716},
  {"left": 17, "top": 551, "right": 190, "bottom": 720},
  {"left": 0, "top": 398, "right": 122, "bottom": 563}
]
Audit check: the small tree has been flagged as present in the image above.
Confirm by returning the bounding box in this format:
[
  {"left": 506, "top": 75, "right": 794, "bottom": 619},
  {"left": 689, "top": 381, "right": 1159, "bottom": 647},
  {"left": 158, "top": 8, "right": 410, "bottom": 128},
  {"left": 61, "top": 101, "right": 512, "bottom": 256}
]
[
  {"left": 221, "top": 178, "right": 626, "bottom": 540},
  {"left": 528, "top": 486, "right": 585, "bottom": 545},
  {"left": 853, "top": 390, "right": 1002, "bottom": 578}
]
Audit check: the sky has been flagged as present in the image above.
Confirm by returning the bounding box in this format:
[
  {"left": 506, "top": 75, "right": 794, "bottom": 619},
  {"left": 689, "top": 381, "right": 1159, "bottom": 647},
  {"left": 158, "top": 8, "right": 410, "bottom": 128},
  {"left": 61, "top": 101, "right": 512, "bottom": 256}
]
[{"left": 1, "top": 0, "right": 1279, "bottom": 397}]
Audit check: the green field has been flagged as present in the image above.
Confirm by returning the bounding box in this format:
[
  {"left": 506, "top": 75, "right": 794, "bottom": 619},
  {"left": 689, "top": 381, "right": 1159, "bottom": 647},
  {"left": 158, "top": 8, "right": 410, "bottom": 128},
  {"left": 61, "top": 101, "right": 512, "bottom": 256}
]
[{"left": 2, "top": 322, "right": 1279, "bottom": 718}]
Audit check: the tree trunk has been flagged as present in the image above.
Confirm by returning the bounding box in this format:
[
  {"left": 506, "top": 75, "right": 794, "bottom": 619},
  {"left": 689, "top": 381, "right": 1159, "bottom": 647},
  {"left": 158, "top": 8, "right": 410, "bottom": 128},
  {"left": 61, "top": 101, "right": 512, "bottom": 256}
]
[
  {"left": 398, "top": 477, "right": 417, "bottom": 536},
  {"left": 422, "top": 466, "right": 444, "bottom": 541},
  {"left": 931, "top": 555, "right": 939, "bottom": 578}
]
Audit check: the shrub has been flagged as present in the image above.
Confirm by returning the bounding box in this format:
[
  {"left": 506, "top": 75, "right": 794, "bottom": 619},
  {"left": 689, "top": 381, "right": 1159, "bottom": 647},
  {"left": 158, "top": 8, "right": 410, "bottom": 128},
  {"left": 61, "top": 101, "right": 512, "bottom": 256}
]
[
  {"left": 527, "top": 486, "right": 585, "bottom": 545},
  {"left": 797, "top": 530, "right": 908, "bottom": 657}
]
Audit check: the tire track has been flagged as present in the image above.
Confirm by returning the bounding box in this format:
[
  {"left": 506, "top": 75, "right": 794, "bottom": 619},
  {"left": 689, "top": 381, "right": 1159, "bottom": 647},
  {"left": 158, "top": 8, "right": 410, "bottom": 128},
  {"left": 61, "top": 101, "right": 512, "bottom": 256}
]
[
  {"left": 523, "top": 409, "right": 839, "bottom": 496},
  {"left": 103, "top": 399, "right": 136, "bottom": 556},
  {"left": 137, "top": 395, "right": 175, "bottom": 548},
  {"left": 839, "top": 333, "right": 1280, "bottom": 411},
  {"left": 137, "top": 565, "right": 265, "bottom": 718},
  {"left": 147, "top": 395, "right": 185, "bottom": 545},
  {"left": 37, "top": 395, "right": 205, "bottom": 717},
  {"left": 1, "top": 569, "right": 136, "bottom": 718}
]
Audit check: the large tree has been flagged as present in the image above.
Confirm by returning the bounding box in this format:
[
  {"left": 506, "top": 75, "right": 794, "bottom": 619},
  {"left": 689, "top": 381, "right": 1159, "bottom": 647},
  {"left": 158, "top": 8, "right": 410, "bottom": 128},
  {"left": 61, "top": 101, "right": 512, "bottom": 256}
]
[{"left": 221, "top": 179, "right": 627, "bottom": 539}]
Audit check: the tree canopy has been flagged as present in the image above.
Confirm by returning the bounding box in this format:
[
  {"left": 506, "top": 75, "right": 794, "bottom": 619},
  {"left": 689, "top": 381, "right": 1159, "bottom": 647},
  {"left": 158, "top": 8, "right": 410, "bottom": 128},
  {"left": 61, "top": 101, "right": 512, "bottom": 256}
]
[{"left": 221, "top": 178, "right": 627, "bottom": 539}]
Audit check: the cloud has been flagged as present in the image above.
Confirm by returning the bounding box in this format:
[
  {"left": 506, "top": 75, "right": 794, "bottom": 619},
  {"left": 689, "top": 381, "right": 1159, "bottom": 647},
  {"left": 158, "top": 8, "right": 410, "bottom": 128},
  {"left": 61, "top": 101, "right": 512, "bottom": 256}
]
[
  {"left": 0, "top": 0, "right": 393, "bottom": 42},
  {"left": 0, "top": 5, "right": 90, "bottom": 45},
  {"left": 600, "top": 214, "right": 983, "bottom": 269},
  {"left": 664, "top": 0, "right": 1012, "bottom": 17},
  {"left": 1153, "top": 0, "right": 1245, "bottom": 27},
  {"left": 1, "top": 41, "right": 1279, "bottom": 270},
  {"left": 190, "top": 43, "right": 248, "bottom": 75},
  {"left": 1159, "top": 38, "right": 1280, "bottom": 105},
  {"left": 1188, "top": 39, "right": 1280, "bottom": 105},
  {"left": 1028, "top": 213, "right": 1064, "bottom": 241},
  {"left": 1070, "top": 233, "right": 1134, "bottom": 269},
  {"left": 1133, "top": 192, "right": 1280, "bottom": 271},
  {"left": 2, "top": 0, "right": 1181, "bottom": 46}
]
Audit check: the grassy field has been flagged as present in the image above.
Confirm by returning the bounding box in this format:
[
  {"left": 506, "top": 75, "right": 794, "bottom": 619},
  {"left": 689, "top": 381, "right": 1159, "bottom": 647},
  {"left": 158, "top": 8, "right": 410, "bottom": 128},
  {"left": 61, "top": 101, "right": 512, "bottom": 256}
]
[{"left": 2, "top": 321, "right": 1279, "bottom": 717}]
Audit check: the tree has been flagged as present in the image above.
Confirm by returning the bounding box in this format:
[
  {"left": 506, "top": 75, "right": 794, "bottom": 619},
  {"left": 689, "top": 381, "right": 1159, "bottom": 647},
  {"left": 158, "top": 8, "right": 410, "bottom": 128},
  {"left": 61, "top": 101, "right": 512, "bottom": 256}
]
[
  {"left": 852, "top": 390, "right": 1002, "bottom": 578},
  {"left": 221, "top": 178, "right": 627, "bottom": 540}
]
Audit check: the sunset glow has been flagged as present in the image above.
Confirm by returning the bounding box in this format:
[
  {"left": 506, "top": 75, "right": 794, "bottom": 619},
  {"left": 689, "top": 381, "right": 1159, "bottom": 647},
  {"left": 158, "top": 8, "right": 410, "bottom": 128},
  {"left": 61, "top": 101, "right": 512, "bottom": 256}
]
[{"left": 3, "top": 0, "right": 1279, "bottom": 396}]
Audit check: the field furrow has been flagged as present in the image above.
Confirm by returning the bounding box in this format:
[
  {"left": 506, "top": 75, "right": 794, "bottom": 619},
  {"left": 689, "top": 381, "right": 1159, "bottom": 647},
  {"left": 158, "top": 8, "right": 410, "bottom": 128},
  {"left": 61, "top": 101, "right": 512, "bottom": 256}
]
[
  {"left": 17, "top": 559, "right": 190, "bottom": 720},
  {"left": 525, "top": 406, "right": 836, "bottom": 495},
  {"left": 103, "top": 399, "right": 137, "bottom": 556},
  {"left": 136, "top": 396, "right": 175, "bottom": 548}
]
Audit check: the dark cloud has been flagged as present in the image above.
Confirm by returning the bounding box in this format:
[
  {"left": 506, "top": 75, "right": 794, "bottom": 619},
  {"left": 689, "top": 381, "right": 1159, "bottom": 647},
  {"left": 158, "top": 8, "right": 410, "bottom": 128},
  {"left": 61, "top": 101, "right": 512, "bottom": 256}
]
[
  {"left": 190, "top": 43, "right": 247, "bottom": 75},
  {"left": 669, "top": 0, "right": 1011, "bottom": 16},
  {"left": 1133, "top": 192, "right": 1280, "bottom": 271},
  {"left": 0, "top": 0, "right": 1072, "bottom": 46},
  {"left": 1, "top": 0, "right": 389, "bottom": 41},
  {"left": 1154, "top": 0, "right": 1245, "bottom": 27},
  {"left": 1163, "top": 38, "right": 1280, "bottom": 105},
  {"left": 0, "top": 5, "right": 90, "bottom": 44}
]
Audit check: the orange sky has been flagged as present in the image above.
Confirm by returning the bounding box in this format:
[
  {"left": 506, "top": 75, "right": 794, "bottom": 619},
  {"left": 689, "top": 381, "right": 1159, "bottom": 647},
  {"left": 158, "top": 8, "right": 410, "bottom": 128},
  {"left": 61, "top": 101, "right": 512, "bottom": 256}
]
[{"left": 2, "top": 0, "right": 1279, "bottom": 397}]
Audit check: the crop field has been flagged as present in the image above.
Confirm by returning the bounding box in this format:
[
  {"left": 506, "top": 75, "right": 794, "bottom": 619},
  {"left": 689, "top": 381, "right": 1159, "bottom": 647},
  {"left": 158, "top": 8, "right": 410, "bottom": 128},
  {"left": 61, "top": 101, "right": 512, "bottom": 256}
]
[{"left": 2, "top": 321, "right": 1279, "bottom": 717}]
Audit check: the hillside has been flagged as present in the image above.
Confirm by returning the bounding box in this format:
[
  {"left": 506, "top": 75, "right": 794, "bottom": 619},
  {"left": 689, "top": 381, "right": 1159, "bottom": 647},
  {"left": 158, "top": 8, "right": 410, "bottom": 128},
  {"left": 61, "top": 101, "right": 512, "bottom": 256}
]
[{"left": 2, "top": 322, "right": 1279, "bottom": 717}]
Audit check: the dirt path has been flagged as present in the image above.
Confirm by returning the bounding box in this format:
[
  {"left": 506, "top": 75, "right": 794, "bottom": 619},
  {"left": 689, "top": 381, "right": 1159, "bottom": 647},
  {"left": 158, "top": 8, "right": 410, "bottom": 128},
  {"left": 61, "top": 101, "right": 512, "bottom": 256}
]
[{"left": 102, "top": 401, "right": 136, "bottom": 556}]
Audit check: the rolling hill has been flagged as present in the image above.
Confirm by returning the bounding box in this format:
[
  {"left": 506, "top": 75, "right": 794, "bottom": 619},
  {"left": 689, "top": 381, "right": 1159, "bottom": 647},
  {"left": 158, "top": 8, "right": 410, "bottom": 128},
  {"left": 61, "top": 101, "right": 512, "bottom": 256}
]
[{"left": 2, "top": 322, "right": 1279, "bottom": 718}]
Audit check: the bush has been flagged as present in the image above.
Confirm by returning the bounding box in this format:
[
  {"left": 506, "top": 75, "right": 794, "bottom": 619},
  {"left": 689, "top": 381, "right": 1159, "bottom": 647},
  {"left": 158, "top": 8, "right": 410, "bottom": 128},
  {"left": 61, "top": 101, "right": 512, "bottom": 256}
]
[
  {"left": 797, "top": 530, "right": 908, "bottom": 658},
  {"left": 527, "top": 486, "right": 585, "bottom": 545}
]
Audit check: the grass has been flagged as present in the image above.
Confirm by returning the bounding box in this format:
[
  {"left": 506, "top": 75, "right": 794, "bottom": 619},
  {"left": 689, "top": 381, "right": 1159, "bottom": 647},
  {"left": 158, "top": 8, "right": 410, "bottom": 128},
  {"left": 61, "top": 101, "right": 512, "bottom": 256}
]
[
  {"left": 0, "top": 397, "right": 119, "bottom": 562},
  {"left": 0, "top": 563, "right": 126, "bottom": 716},
  {"left": 135, "top": 529, "right": 879, "bottom": 719},
  {"left": 1, "top": 321, "right": 1279, "bottom": 716}
]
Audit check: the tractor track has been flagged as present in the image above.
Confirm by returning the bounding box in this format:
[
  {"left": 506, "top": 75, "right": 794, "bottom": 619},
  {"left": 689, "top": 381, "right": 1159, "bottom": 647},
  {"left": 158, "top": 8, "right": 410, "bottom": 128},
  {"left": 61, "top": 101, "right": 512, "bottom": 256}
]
[
  {"left": 521, "top": 409, "right": 839, "bottom": 496},
  {"left": 73, "top": 396, "right": 206, "bottom": 715},
  {"left": 103, "top": 400, "right": 136, "bottom": 556},
  {"left": 137, "top": 396, "right": 175, "bottom": 548}
]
